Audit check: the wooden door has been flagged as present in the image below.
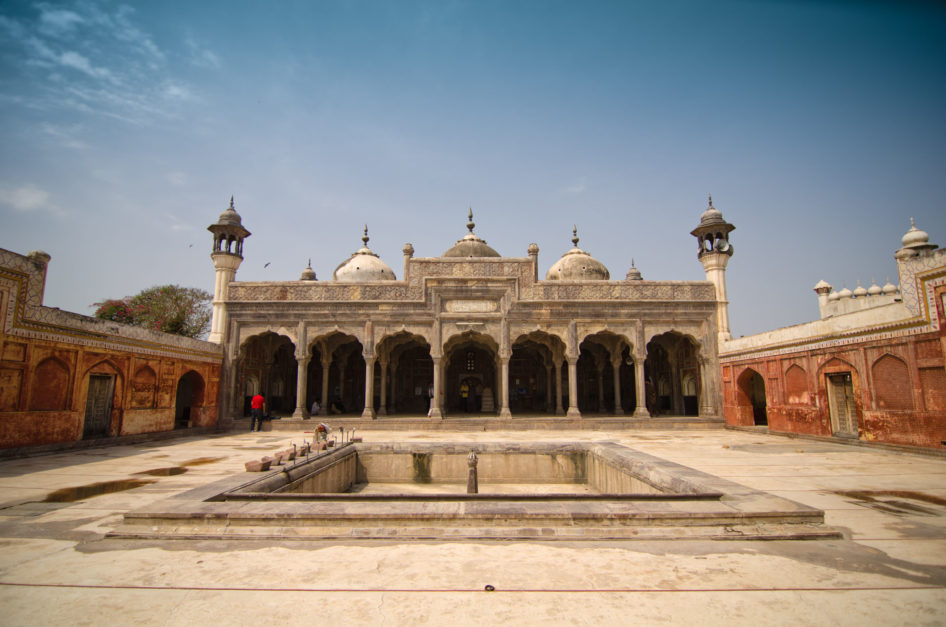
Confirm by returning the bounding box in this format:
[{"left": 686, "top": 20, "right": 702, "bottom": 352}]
[
  {"left": 827, "top": 373, "right": 857, "bottom": 437},
  {"left": 83, "top": 374, "right": 114, "bottom": 438}
]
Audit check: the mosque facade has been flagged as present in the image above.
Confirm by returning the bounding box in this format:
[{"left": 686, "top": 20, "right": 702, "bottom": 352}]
[
  {"left": 208, "top": 201, "right": 736, "bottom": 425},
  {"left": 719, "top": 220, "right": 946, "bottom": 449}
]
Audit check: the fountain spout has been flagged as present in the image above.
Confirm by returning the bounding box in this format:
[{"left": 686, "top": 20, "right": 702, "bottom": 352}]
[{"left": 467, "top": 451, "right": 479, "bottom": 494}]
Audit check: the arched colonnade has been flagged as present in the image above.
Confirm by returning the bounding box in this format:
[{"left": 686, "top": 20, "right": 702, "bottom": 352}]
[{"left": 235, "top": 327, "right": 708, "bottom": 419}]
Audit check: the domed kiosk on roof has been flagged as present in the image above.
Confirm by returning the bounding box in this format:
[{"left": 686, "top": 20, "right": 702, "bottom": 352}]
[
  {"left": 442, "top": 209, "right": 501, "bottom": 258},
  {"left": 333, "top": 226, "right": 396, "bottom": 282},
  {"left": 545, "top": 227, "right": 610, "bottom": 281}
]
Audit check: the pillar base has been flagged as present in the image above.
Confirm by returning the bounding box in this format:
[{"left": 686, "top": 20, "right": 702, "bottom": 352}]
[
  {"left": 361, "top": 408, "right": 376, "bottom": 420},
  {"left": 613, "top": 409, "right": 625, "bottom": 416},
  {"left": 428, "top": 408, "right": 443, "bottom": 420},
  {"left": 377, "top": 407, "right": 387, "bottom": 416},
  {"left": 566, "top": 407, "right": 581, "bottom": 419},
  {"left": 292, "top": 409, "right": 308, "bottom": 419},
  {"left": 498, "top": 408, "right": 512, "bottom": 419},
  {"left": 633, "top": 407, "right": 651, "bottom": 418},
  {"left": 555, "top": 408, "right": 565, "bottom": 416}
]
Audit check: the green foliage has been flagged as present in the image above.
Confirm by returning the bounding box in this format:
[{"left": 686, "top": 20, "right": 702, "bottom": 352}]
[{"left": 94, "top": 285, "right": 213, "bottom": 339}]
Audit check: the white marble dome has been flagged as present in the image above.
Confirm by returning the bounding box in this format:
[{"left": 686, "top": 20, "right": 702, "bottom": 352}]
[
  {"left": 546, "top": 228, "right": 610, "bottom": 281},
  {"left": 442, "top": 209, "right": 501, "bottom": 258},
  {"left": 333, "top": 227, "right": 396, "bottom": 282}
]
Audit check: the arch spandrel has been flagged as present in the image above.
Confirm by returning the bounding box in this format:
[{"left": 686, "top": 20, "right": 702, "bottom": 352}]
[
  {"left": 509, "top": 324, "right": 567, "bottom": 348},
  {"left": 237, "top": 326, "right": 299, "bottom": 350},
  {"left": 643, "top": 325, "right": 704, "bottom": 349},
  {"left": 304, "top": 324, "right": 365, "bottom": 349},
  {"left": 441, "top": 323, "right": 501, "bottom": 355}
]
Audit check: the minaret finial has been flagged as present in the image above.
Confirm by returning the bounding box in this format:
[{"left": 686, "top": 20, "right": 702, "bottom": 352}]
[
  {"left": 307, "top": 258, "right": 312, "bottom": 268},
  {"left": 467, "top": 208, "right": 475, "bottom": 233},
  {"left": 631, "top": 258, "right": 636, "bottom": 267},
  {"left": 572, "top": 225, "right": 579, "bottom": 247},
  {"left": 362, "top": 224, "right": 369, "bottom": 246},
  {"left": 708, "top": 194, "right": 713, "bottom": 208},
  {"left": 229, "top": 195, "right": 234, "bottom": 210},
  {"left": 910, "top": 216, "right": 916, "bottom": 228}
]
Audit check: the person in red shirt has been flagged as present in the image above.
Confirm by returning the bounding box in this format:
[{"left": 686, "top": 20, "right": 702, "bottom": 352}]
[{"left": 250, "top": 393, "right": 265, "bottom": 432}]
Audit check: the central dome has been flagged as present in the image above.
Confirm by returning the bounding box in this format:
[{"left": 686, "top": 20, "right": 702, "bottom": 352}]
[
  {"left": 442, "top": 209, "right": 501, "bottom": 258},
  {"left": 333, "top": 226, "right": 396, "bottom": 282},
  {"left": 546, "top": 227, "right": 610, "bottom": 281}
]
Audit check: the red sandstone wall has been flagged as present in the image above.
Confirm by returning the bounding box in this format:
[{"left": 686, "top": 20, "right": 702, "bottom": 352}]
[
  {"left": 0, "top": 334, "right": 221, "bottom": 449},
  {"left": 722, "top": 330, "right": 946, "bottom": 449}
]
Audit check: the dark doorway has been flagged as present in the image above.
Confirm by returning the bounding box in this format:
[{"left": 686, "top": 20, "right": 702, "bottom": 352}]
[
  {"left": 174, "top": 371, "right": 205, "bottom": 429},
  {"left": 83, "top": 374, "right": 114, "bottom": 438}
]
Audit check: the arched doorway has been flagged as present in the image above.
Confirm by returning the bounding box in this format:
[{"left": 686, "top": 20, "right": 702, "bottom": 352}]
[
  {"left": 238, "top": 332, "right": 297, "bottom": 416},
  {"left": 377, "top": 332, "right": 433, "bottom": 415},
  {"left": 736, "top": 368, "right": 767, "bottom": 426},
  {"left": 308, "top": 332, "right": 366, "bottom": 416},
  {"left": 576, "top": 332, "right": 636, "bottom": 415},
  {"left": 174, "top": 371, "right": 205, "bottom": 429},
  {"left": 444, "top": 332, "right": 498, "bottom": 415},
  {"left": 645, "top": 332, "right": 701, "bottom": 416}
]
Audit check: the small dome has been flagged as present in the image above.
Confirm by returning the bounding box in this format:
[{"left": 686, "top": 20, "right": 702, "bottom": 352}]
[
  {"left": 442, "top": 209, "right": 501, "bottom": 258},
  {"left": 828, "top": 290, "right": 840, "bottom": 302},
  {"left": 838, "top": 287, "right": 853, "bottom": 299},
  {"left": 853, "top": 282, "right": 867, "bottom": 298},
  {"left": 527, "top": 243, "right": 539, "bottom": 255},
  {"left": 867, "top": 280, "right": 882, "bottom": 296},
  {"left": 216, "top": 196, "right": 243, "bottom": 227},
  {"left": 901, "top": 217, "right": 930, "bottom": 248},
  {"left": 333, "top": 226, "right": 396, "bottom": 282},
  {"left": 882, "top": 279, "right": 898, "bottom": 295},
  {"left": 300, "top": 259, "right": 317, "bottom": 281},
  {"left": 626, "top": 259, "right": 643, "bottom": 281},
  {"left": 698, "top": 194, "right": 726, "bottom": 227},
  {"left": 546, "top": 227, "right": 610, "bottom": 281},
  {"left": 813, "top": 279, "right": 832, "bottom": 292}
]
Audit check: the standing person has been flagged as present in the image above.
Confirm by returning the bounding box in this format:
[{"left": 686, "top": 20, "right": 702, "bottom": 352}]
[
  {"left": 250, "top": 392, "right": 265, "bottom": 432},
  {"left": 459, "top": 380, "right": 470, "bottom": 412},
  {"left": 310, "top": 399, "right": 320, "bottom": 416}
]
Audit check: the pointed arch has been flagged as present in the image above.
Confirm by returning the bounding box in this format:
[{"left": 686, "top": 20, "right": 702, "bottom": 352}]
[
  {"left": 872, "top": 354, "right": 913, "bottom": 411},
  {"left": 29, "top": 357, "right": 70, "bottom": 411}
]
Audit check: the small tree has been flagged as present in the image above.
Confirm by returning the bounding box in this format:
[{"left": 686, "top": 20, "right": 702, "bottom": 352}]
[{"left": 94, "top": 285, "right": 213, "bottom": 339}]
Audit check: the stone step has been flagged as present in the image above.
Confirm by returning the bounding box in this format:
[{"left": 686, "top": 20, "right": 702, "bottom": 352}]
[{"left": 109, "top": 521, "right": 842, "bottom": 542}]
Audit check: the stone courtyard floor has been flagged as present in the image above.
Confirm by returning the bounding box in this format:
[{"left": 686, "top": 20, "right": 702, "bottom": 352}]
[{"left": 0, "top": 425, "right": 944, "bottom": 625}]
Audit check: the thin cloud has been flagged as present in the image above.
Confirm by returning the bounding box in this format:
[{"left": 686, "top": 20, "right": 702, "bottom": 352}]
[
  {"left": 0, "top": 184, "right": 58, "bottom": 213},
  {"left": 0, "top": 3, "right": 194, "bottom": 125},
  {"left": 185, "top": 37, "right": 221, "bottom": 69},
  {"left": 563, "top": 178, "right": 587, "bottom": 194}
]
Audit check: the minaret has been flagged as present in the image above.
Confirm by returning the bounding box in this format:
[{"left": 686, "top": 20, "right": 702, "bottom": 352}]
[
  {"left": 690, "top": 195, "right": 735, "bottom": 343},
  {"left": 207, "top": 197, "right": 251, "bottom": 344}
]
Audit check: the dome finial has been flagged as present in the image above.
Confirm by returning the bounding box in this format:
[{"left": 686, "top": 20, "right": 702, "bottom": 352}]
[
  {"left": 572, "top": 225, "right": 579, "bottom": 248},
  {"left": 229, "top": 195, "right": 234, "bottom": 210},
  {"left": 362, "top": 224, "right": 369, "bottom": 247},
  {"left": 708, "top": 194, "right": 713, "bottom": 208},
  {"left": 467, "top": 207, "right": 475, "bottom": 233},
  {"left": 911, "top": 216, "right": 916, "bottom": 228}
]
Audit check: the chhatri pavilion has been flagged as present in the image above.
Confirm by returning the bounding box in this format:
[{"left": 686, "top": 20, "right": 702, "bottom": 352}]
[{"left": 207, "top": 201, "right": 735, "bottom": 425}]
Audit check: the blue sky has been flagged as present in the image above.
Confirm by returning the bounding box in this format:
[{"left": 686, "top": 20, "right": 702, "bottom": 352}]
[{"left": 1, "top": 0, "right": 944, "bottom": 336}]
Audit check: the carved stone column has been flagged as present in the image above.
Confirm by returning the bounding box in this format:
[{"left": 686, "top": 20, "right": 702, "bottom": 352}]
[
  {"left": 378, "top": 358, "right": 388, "bottom": 416},
  {"left": 554, "top": 360, "right": 564, "bottom": 415},
  {"left": 633, "top": 353, "right": 650, "bottom": 418},
  {"left": 596, "top": 362, "right": 606, "bottom": 413},
  {"left": 362, "top": 356, "right": 376, "bottom": 419},
  {"left": 499, "top": 356, "right": 512, "bottom": 419},
  {"left": 292, "top": 354, "right": 310, "bottom": 418},
  {"left": 545, "top": 363, "right": 553, "bottom": 413},
  {"left": 566, "top": 357, "right": 581, "bottom": 418},
  {"left": 611, "top": 357, "right": 624, "bottom": 416},
  {"left": 320, "top": 353, "right": 331, "bottom": 412},
  {"left": 429, "top": 356, "right": 443, "bottom": 419},
  {"left": 389, "top": 363, "right": 398, "bottom": 414}
]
